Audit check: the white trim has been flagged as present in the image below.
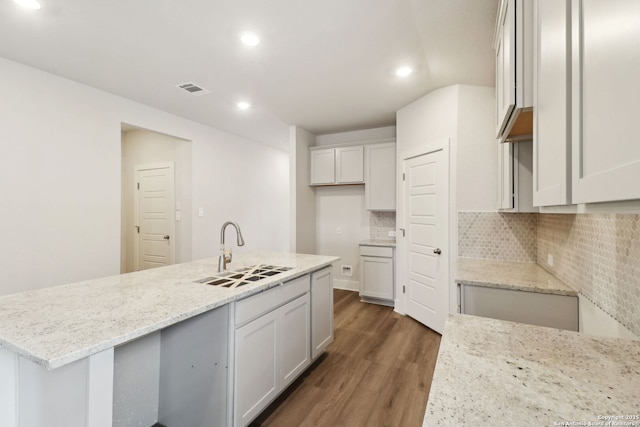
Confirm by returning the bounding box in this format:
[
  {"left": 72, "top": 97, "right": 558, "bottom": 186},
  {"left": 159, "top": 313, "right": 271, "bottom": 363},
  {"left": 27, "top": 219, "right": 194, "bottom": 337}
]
[{"left": 309, "top": 138, "right": 396, "bottom": 151}]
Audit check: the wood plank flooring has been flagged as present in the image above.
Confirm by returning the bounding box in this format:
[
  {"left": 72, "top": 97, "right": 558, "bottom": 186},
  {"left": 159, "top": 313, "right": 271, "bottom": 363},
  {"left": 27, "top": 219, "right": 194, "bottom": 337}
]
[{"left": 251, "top": 289, "right": 442, "bottom": 427}]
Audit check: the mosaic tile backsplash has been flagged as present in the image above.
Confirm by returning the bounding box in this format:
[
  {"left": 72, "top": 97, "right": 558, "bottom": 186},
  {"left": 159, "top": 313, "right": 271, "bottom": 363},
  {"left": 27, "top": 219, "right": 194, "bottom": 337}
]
[
  {"left": 537, "top": 214, "right": 640, "bottom": 337},
  {"left": 458, "top": 212, "right": 538, "bottom": 262},
  {"left": 369, "top": 211, "right": 396, "bottom": 240}
]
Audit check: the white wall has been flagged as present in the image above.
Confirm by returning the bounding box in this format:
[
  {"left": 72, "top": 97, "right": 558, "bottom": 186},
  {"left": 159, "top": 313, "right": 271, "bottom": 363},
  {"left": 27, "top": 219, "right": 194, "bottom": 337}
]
[
  {"left": 315, "top": 186, "right": 370, "bottom": 290},
  {"left": 121, "top": 129, "right": 193, "bottom": 273},
  {"left": 289, "top": 126, "right": 316, "bottom": 254},
  {"left": 456, "top": 85, "right": 498, "bottom": 212},
  {"left": 0, "top": 57, "right": 289, "bottom": 296}
]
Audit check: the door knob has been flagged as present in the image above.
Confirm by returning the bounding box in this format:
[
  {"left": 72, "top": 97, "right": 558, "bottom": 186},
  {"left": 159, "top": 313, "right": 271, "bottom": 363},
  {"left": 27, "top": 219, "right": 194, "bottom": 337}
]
[
  {"left": 163, "top": 235, "right": 170, "bottom": 240},
  {"left": 433, "top": 248, "right": 442, "bottom": 255}
]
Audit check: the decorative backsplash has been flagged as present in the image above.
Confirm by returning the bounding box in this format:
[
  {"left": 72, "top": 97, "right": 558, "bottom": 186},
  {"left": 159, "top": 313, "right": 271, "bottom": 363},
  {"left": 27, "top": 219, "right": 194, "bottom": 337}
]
[
  {"left": 458, "top": 212, "right": 538, "bottom": 262},
  {"left": 369, "top": 211, "right": 396, "bottom": 240},
  {"left": 538, "top": 214, "right": 640, "bottom": 337}
]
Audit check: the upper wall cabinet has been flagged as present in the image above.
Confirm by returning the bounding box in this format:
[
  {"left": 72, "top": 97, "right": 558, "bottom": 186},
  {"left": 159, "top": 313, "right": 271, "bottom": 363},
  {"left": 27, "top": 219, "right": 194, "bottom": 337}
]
[
  {"left": 571, "top": 0, "right": 640, "bottom": 204},
  {"left": 365, "top": 143, "right": 396, "bottom": 211},
  {"left": 532, "top": 0, "right": 571, "bottom": 207},
  {"left": 498, "top": 140, "right": 537, "bottom": 212},
  {"left": 495, "top": 0, "right": 534, "bottom": 142},
  {"left": 309, "top": 146, "right": 363, "bottom": 185}
]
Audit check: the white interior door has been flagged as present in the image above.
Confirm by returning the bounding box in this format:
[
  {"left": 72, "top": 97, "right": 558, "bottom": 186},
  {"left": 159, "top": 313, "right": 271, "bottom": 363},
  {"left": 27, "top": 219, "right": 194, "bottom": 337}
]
[
  {"left": 402, "top": 149, "right": 449, "bottom": 334},
  {"left": 135, "top": 163, "right": 175, "bottom": 271}
]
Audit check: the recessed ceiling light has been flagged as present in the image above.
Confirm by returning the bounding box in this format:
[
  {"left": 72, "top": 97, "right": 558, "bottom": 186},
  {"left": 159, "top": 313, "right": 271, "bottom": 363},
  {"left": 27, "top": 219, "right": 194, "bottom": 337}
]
[
  {"left": 395, "top": 66, "right": 413, "bottom": 77},
  {"left": 237, "top": 101, "right": 251, "bottom": 110},
  {"left": 240, "top": 33, "right": 260, "bottom": 47},
  {"left": 13, "top": 0, "right": 41, "bottom": 9}
]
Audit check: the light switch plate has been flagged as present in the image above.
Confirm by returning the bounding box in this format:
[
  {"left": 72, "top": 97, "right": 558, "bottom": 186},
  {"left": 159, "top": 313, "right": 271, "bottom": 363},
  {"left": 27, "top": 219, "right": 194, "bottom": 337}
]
[
  {"left": 198, "top": 208, "right": 204, "bottom": 217},
  {"left": 547, "top": 253, "right": 554, "bottom": 267}
]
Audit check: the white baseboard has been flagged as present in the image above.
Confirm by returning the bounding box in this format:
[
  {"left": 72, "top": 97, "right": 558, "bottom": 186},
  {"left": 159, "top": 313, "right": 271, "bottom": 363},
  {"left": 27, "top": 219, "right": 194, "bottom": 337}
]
[
  {"left": 579, "top": 296, "right": 637, "bottom": 340},
  {"left": 333, "top": 278, "right": 359, "bottom": 292}
]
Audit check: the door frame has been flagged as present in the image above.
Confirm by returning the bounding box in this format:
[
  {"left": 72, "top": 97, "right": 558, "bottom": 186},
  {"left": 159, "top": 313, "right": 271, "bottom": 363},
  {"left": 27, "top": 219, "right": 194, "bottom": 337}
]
[
  {"left": 395, "top": 140, "right": 451, "bottom": 320},
  {"left": 133, "top": 162, "right": 176, "bottom": 271}
]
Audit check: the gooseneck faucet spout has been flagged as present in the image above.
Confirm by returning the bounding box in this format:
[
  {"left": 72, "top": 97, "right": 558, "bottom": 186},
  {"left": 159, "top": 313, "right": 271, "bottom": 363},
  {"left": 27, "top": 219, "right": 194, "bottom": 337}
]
[{"left": 218, "top": 221, "right": 245, "bottom": 272}]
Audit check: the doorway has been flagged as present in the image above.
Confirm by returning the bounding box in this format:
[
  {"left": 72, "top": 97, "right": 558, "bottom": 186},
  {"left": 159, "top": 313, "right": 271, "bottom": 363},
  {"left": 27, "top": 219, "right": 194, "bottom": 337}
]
[
  {"left": 121, "top": 125, "right": 192, "bottom": 273},
  {"left": 400, "top": 142, "right": 450, "bottom": 334}
]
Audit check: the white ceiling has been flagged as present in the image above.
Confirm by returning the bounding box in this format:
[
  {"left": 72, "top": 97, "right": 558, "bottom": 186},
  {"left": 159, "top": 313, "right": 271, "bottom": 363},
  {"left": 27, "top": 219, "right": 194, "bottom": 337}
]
[{"left": 0, "top": 0, "right": 498, "bottom": 151}]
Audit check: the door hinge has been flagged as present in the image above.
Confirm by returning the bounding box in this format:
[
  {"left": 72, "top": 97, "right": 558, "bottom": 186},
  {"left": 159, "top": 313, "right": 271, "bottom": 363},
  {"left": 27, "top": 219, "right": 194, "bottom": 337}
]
[
  {"left": 402, "top": 173, "right": 406, "bottom": 181},
  {"left": 137, "top": 182, "right": 140, "bottom": 190},
  {"left": 403, "top": 285, "right": 406, "bottom": 294},
  {"left": 135, "top": 226, "right": 140, "bottom": 234}
]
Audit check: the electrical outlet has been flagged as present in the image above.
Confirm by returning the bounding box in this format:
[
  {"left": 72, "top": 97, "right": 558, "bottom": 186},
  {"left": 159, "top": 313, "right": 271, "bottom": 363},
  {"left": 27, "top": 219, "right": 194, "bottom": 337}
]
[
  {"left": 341, "top": 265, "right": 353, "bottom": 277},
  {"left": 547, "top": 253, "right": 554, "bottom": 267},
  {"left": 336, "top": 227, "right": 342, "bottom": 235},
  {"left": 388, "top": 230, "right": 397, "bottom": 237}
]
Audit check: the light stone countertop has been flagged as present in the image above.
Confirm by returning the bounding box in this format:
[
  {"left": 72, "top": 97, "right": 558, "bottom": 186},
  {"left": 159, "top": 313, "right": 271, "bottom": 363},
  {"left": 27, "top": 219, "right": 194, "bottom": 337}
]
[
  {"left": 0, "top": 251, "right": 338, "bottom": 370},
  {"left": 424, "top": 314, "right": 640, "bottom": 426},
  {"left": 457, "top": 258, "right": 577, "bottom": 296},
  {"left": 359, "top": 239, "right": 396, "bottom": 248}
]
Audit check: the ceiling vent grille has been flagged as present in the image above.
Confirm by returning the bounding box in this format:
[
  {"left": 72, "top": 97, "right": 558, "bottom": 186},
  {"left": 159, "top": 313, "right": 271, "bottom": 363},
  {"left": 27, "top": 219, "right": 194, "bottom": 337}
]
[{"left": 176, "top": 82, "right": 210, "bottom": 96}]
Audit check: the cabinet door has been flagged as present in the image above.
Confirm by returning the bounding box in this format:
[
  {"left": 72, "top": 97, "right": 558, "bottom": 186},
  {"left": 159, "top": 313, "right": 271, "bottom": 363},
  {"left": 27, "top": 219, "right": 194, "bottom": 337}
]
[
  {"left": 311, "top": 267, "right": 333, "bottom": 359},
  {"left": 497, "top": 143, "right": 514, "bottom": 209},
  {"left": 496, "top": 0, "right": 517, "bottom": 136},
  {"left": 335, "top": 146, "right": 364, "bottom": 183},
  {"left": 365, "top": 143, "right": 396, "bottom": 211},
  {"left": 533, "top": 0, "right": 571, "bottom": 206},
  {"left": 279, "top": 294, "right": 310, "bottom": 388},
  {"left": 571, "top": 0, "right": 640, "bottom": 203},
  {"left": 310, "top": 148, "right": 335, "bottom": 185},
  {"left": 360, "top": 256, "right": 394, "bottom": 300},
  {"left": 234, "top": 311, "right": 278, "bottom": 427}
]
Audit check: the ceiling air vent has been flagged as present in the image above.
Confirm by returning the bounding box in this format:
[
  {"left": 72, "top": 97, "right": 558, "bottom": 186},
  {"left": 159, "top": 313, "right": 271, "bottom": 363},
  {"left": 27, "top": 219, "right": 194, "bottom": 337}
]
[{"left": 176, "top": 82, "right": 210, "bottom": 96}]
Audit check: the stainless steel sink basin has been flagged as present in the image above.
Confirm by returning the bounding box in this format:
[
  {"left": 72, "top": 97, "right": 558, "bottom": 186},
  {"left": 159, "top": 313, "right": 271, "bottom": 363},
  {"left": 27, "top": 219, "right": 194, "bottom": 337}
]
[{"left": 195, "top": 264, "right": 292, "bottom": 289}]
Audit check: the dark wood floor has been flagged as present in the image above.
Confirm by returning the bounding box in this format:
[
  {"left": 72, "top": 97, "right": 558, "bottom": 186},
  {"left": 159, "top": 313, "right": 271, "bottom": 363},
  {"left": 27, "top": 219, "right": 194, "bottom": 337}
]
[{"left": 251, "top": 289, "right": 442, "bottom": 427}]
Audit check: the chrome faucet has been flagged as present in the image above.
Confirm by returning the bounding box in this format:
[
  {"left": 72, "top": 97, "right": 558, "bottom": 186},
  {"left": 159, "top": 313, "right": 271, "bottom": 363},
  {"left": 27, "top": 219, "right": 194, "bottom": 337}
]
[{"left": 218, "top": 221, "right": 245, "bottom": 272}]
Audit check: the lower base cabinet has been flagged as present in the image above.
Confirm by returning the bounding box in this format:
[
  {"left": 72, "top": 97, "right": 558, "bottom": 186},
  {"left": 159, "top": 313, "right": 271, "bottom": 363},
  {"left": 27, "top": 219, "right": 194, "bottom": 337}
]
[
  {"left": 233, "top": 276, "right": 312, "bottom": 427},
  {"left": 359, "top": 245, "right": 395, "bottom": 306},
  {"left": 311, "top": 267, "right": 333, "bottom": 359},
  {"left": 460, "top": 284, "right": 578, "bottom": 331}
]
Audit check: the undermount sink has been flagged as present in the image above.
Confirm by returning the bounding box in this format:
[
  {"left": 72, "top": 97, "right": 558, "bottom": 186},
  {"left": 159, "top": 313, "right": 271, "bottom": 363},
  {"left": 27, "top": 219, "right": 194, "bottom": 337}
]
[{"left": 195, "top": 264, "right": 293, "bottom": 289}]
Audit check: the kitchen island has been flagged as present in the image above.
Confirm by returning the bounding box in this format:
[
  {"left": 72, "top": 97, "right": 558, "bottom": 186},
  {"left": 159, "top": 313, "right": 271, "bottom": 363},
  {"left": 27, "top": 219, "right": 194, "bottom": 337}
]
[
  {"left": 0, "top": 251, "right": 338, "bottom": 427},
  {"left": 424, "top": 314, "right": 640, "bottom": 426}
]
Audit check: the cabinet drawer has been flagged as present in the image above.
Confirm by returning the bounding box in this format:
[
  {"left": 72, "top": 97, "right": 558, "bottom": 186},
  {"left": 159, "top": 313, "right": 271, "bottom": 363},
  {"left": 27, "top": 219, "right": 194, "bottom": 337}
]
[
  {"left": 282, "top": 274, "right": 310, "bottom": 303},
  {"left": 359, "top": 245, "right": 393, "bottom": 258},
  {"left": 235, "top": 286, "right": 282, "bottom": 327}
]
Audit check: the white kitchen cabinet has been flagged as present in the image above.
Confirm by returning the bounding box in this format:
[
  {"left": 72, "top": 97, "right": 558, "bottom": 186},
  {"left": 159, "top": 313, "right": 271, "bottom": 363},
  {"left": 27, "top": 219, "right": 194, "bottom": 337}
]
[
  {"left": 460, "top": 284, "right": 578, "bottom": 331},
  {"left": 336, "top": 146, "right": 364, "bottom": 183},
  {"left": 234, "top": 310, "right": 278, "bottom": 427},
  {"left": 365, "top": 142, "right": 396, "bottom": 211},
  {"left": 233, "top": 275, "right": 312, "bottom": 427},
  {"left": 570, "top": 0, "right": 640, "bottom": 204},
  {"left": 495, "top": 0, "right": 534, "bottom": 142},
  {"left": 280, "top": 294, "right": 310, "bottom": 388},
  {"left": 532, "top": 0, "right": 571, "bottom": 207},
  {"left": 310, "top": 148, "right": 335, "bottom": 185},
  {"left": 359, "top": 245, "right": 395, "bottom": 306},
  {"left": 497, "top": 141, "right": 537, "bottom": 212},
  {"left": 311, "top": 267, "right": 333, "bottom": 360},
  {"left": 309, "top": 145, "right": 364, "bottom": 185}
]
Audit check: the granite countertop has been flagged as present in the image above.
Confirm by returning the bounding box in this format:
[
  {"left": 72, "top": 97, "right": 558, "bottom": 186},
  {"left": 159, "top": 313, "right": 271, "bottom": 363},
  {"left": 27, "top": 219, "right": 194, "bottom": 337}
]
[
  {"left": 456, "top": 258, "right": 577, "bottom": 296},
  {"left": 0, "top": 251, "right": 338, "bottom": 370},
  {"left": 359, "top": 239, "right": 396, "bottom": 248},
  {"left": 424, "top": 314, "right": 640, "bottom": 426}
]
